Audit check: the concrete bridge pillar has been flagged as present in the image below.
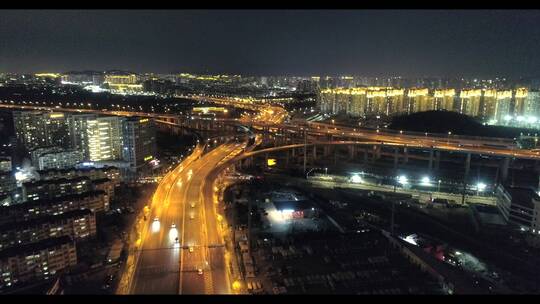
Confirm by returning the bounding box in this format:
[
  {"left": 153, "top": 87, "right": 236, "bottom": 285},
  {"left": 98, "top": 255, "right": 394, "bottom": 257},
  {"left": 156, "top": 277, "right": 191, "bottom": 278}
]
[
  {"left": 348, "top": 145, "right": 356, "bottom": 160},
  {"left": 323, "top": 145, "right": 331, "bottom": 157},
  {"left": 464, "top": 153, "right": 471, "bottom": 181},
  {"left": 303, "top": 145, "right": 307, "bottom": 174},
  {"left": 373, "top": 145, "right": 381, "bottom": 162},
  {"left": 403, "top": 147, "right": 409, "bottom": 164},
  {"left": 285, "top": 150, "right": 289, "bottom": 166},
  {"left": 313, "top": 145, "right": 317, "bottom": 161},
  {"left": 393, "top": 147, "right": 399, "bottom": 170},
  {"left": 428, "top": 148, "right": 434, "bottom": 172},
  {"left": 435, "top": 151, "right": 441, "bottom": 171},
  {"left": 501, "top": 157, "right": 510, "bottom": 183},
  {"left": 291, "top": 148, "right": 296, "bottom": 157},
  {"left": 364, "top": 147, "right": 369, "bottom": 164}
]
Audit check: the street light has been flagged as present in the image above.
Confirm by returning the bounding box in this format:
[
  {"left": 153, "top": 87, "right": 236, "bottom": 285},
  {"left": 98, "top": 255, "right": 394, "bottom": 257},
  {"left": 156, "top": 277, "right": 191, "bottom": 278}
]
[
  {"left": 476, "top": 182, "right": 487, "bottom": 194},
  {"left": 438, "top": 180, "right": 442, "bottom": 192},
  {"left": 397, "top": 175, "right": 408, "bottom": 185},
  {"left": 351, "top": 174, "right": 362, "bottom": 184},
  {"left": 421, "top": 176, "right": 431, "bottom": 186}
]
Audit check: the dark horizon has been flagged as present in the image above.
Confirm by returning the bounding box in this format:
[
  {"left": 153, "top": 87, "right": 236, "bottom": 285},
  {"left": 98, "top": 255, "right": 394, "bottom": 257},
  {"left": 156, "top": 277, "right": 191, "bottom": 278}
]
[{"left": 2, "top": 10, "right": 540, "bottom": 79}]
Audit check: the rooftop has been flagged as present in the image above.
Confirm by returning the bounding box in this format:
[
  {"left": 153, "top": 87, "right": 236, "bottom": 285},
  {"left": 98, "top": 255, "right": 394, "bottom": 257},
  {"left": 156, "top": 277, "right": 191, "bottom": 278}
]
[
  {"left": 0, "top": 208, "right": 93, "bottom": 231},
  {"left": 23, "top": 176, "right": 90, "bottom": 187},
  {"left": 0, "top": 190, "right": 106, "bottom": 212},
  {"left": 0, "top": 235, "right": 73, "bottom": 260}
]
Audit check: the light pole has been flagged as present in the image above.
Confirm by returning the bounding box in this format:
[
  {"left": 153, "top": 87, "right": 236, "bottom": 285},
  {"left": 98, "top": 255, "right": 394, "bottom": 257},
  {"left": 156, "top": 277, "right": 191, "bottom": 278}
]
[
  {"left": 438, "top": 180, "right": 441, "bottom": 192},
  {"left": 306, "top": 167, "right": 317, "bottom": 179}
]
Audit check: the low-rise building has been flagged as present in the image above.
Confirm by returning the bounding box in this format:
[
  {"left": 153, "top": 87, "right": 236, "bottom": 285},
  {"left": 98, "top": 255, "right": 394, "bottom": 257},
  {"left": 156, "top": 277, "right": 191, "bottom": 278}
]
[
  {"left": 0, "top": 209, "right": 96, "bottom": 251},
  {"left": 30, "top": 147, "right": 83, "bottom": 171},
  {"left": 38, "top": 166, "right": 121, "bottom": 185},
  {"left": 22, "top": 176, "right": 91, "bottom": 202},
  {"left": 496, "top": 184, "right": 540, "bottom": 234},
  {"left": 0, "top": 236, "right": 77, "bottom": 289},
  {"left": 92, "top": 178, "right": 115, "bottom": 199},
  {"left": 0, "top": 190, "right": 109, "bottom": 224}
]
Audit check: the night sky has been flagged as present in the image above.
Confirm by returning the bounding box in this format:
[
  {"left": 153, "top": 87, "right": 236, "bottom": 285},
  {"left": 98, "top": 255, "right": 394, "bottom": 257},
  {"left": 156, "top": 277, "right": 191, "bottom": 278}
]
[{"left": 2, "top": 10, "right": 540, "bottom": 78}]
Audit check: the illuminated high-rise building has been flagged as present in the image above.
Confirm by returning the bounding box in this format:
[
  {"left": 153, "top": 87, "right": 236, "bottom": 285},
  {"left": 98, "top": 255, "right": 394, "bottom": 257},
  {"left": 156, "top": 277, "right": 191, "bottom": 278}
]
[
  {"left": 407, "top": 88, "right": 433, "bottom": 113},
  {"left": 459, "top": 89, "right": 482, "bottom": 117},
  {"left": 495, "top": 90, "right": 513, "bottom": 124},
  {"left": 386, "top": 89, "right": 406, "bottom": 115},
  {"left": 481, "top": 89, "right": 498, "bottom": 121},
  {"left": 513, "top": 88, "right": 529, "bottom": 117},
  {"left": 86, "top": 116, "right": 124, "bottom": 161},
  {"left": 434, "top": 89, "right": 456, "bottom": 111},
  {"left": 104, "top": 73, "right": 142, "bottom": 93},
  {"left": 334, "top": 91, "right": 350, "bottom": 114},
  {"left": 318, "top": 88, "right": 334, "bottom": 114},
  {"left": 366, "top": 88, "right": 388, "bottom": 115},
  {"left": 68, "top": 113, "right": 97, "bottom": 160},
  {"left": 523, "top": 90, "right": 540, "bottom": 118},
  {"left": 13, "top": 111, "right": 70, "bottom": 151},
  {"left": 348, "top": 88, "right": 368, "bottom": 117},
  {"left": 104, "top": 74, "right": 137, "bottom": 85},
  {"left": 122, "top": 117, "right": 157, "bottom": 171}
]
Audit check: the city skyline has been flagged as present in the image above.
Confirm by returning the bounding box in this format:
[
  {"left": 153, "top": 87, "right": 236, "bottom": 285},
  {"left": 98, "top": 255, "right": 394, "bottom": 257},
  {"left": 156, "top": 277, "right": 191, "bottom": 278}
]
[
  {"left": 2, "top": 10, "right": 540, "bottom": 78},
  {"left": 3, "top": 9, "right": 540, "bottom": 296}
]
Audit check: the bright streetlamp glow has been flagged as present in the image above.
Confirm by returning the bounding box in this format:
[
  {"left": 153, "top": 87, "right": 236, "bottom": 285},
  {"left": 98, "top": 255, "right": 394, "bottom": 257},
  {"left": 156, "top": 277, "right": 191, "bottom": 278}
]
[
  {"left": 477, "top": 182, "right": 487, "bottom": 192},
  {"left": 421, "top": 176, "right": 431, "bottom": 186},
  {"left": 232, "top": 281, "right": 242, "bottom": 290},
  {"left": 397, "top": 175, "right": 408, "bottom": 185},
  {"left": 351, "top": 174, "right": 362, "bottom": 184}
]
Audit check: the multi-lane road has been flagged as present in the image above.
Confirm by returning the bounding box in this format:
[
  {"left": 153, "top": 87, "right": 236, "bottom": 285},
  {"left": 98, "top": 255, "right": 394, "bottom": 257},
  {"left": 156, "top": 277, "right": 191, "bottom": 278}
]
[{"left": 126, "top": 140, "right": 249, "bottom": 294}]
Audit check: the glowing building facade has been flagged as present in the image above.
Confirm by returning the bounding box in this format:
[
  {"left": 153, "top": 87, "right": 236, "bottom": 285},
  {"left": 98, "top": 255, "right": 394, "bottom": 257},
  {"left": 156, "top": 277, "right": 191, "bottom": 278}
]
[
  {"left": 459, "top": 89, "right": 482, "bottom": 117},
  {"left": 13, "top": 112, "right": 71, "bottom": 151},
  {"left": 86, "top": 116, "right": 124, "bottom": 162},
  {"left": 122, "top": 117, "right": 157, "bottom": 171},
  {"left": 481, "top": 89, "right": 498, "bottom": 120},
  {"left": 494, "top": 90, "right": 513, "bottom": 124},
  {"left": 68, "top": 113, "right": 97, "bottom": 160},
  {"left": 319, "top": 87, "right": 540, "bottom": 128},
  {"left": 433, "top": 89, "right": 456, "bottom": 111},
  {"left": 407, "top": 88, "right": 433, "bottom": 113}
]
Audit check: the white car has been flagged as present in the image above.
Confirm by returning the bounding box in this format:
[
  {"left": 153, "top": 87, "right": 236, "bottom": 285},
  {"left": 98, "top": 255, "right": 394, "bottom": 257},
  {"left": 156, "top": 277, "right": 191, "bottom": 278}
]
[
  {"left": 197, "top": 268, "right": 203, "bottom": 275},
  {"left": 154, "top": 217, "right": 159, "bottom": 223},
  {"left": 171, "top": 223, "right": 176, "bottom": 229},
  {"left": 190, "top": 214, "right": 195, "bottom": 220},
  {"left": 189, "top": 247, "right": 194, "bottom": 253},
  {"left": 191, "top": 202, "right": 195, "bottom": 208}
]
